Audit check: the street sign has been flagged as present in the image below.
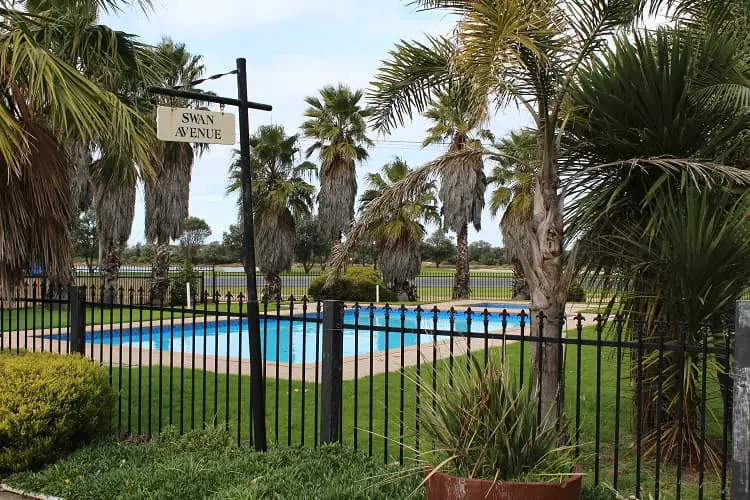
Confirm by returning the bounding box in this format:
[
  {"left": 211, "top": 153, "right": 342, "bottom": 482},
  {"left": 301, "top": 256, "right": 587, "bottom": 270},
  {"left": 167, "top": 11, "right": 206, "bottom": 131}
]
[{"left": 156, "top": 106, "right": 235, "bottom": 145}]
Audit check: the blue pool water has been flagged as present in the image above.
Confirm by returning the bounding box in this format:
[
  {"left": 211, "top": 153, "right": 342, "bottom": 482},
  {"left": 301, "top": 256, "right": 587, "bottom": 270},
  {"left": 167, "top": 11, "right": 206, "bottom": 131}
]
[
  {"left": 89, "top": 308, "right": 522, "bottom": 363},
  {"left": 470, "top": 303, "right": 529, "bottom": 310}
]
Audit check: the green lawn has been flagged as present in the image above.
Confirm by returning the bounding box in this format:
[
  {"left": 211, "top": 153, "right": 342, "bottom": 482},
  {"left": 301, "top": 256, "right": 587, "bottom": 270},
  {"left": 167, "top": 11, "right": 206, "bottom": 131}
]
[
  {"left": 3, "top": 430, "right": 422, "bottom": 499},
  {"left": 96, "top": 325, "right": 727, "bottom": 499}
]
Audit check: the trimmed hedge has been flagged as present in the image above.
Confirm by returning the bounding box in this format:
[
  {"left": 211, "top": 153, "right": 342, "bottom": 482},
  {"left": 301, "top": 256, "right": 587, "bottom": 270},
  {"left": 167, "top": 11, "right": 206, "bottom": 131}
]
[
  {"left": 308, "top": 267, "right": 396, "bottom": 302},
  {"left": 0, "top": 351, "right": 114, "bottom": 472},
  {"left": 567, "top": 279, "right": 586, "bottom": 302}
]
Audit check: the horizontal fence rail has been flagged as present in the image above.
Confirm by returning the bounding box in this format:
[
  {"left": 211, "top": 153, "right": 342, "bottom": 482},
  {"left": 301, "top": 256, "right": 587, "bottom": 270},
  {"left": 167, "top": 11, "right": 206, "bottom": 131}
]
[
  {"left": 22, "top": 266, "right": 721, "bottom": 304},
  {"left": 0, "top": 284, "right": 740, "bottom": 499}
]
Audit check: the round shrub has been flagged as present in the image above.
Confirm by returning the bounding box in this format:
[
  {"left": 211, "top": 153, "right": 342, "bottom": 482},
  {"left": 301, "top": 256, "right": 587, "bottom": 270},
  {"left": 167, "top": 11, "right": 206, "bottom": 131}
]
[
  {"left": 170, "top": 263, "right": 200, "bottom": 306},
  {"left": 0, "top": 351, "right": 114, "bottom": 472},
  {"left": 567, "top": 279, "right": 586, "bottom": 302},
  {"left": 308, "top": 267, "right": 397, "bottom": 302}
]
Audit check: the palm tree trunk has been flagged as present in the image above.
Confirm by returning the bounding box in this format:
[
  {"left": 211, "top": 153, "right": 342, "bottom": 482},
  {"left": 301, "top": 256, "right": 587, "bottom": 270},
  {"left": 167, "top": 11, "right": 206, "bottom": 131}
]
[
  {"left": 526, "top": 125, "right": 565, "bottom": 422},
  {"left": 101, "top": 242, "right": 122, "bottom": 305},
  {"left": 452, "top": 224, "right": 470, "bottom": 299},
  {"left": 264, "top": 273, "right": 282, "bottom": 302},
  {"left": 150, "top": 235, "right": 171, "bottom": 304},
  {"left": 511, "top": 259, "right": 530, "bottom": 300}
]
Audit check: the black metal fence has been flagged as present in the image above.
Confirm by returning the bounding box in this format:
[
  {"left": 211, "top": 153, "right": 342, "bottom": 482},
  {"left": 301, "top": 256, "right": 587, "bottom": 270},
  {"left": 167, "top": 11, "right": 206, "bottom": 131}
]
[{"left": 0, "top": 285, "right": 738, "bottom": 499}]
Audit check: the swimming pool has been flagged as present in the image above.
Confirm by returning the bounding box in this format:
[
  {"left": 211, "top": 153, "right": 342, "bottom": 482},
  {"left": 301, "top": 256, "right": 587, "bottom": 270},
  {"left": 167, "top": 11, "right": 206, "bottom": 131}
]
[
  {"left": 88, "top": 308, "right": 522, "bottom": 363},
  {"left": 470, "top": 303, "right": 529, "bottom": 310}
]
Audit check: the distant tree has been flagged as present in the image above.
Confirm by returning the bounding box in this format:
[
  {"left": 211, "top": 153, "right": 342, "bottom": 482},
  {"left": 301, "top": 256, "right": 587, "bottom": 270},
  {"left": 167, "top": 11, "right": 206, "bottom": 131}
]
[
  {"left": 468, "top": 240, "right": 506, "bottom": 266},
  {"left": 295, "top": 216, "right": 329, "bottom": 274},
  {"left": 423, "top": 230, "right": 455, "bottom": 269},
  {"left": 180, "top": 217, "right": 211, "bottom": 263},
  {"left": 221, "top": 224, "right": 244, "bottom": 264},
  {"left": 72, "top": 211, "right": 97, "bottom": 272}
]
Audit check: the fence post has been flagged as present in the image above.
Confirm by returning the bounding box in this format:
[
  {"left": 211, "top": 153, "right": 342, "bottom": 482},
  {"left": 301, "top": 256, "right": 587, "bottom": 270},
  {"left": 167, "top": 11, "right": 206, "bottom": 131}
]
[
  {"left": 69, "top": 286, "right": 86, "bottom": 355},
  {"left": 732, "top": 300, "right": 750, "bottom": 499},
  {"left": 321, "top": 299, "right": 344, "bottom": 444},
  {"left": 212, "top": 265, "right": 217, "bottom": 299}
]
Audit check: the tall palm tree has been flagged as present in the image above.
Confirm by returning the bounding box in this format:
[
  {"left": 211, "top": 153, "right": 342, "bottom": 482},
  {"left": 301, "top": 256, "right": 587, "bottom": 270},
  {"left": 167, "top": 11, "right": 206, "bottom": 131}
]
[
  {"left": 422, "top": 89, "right": 487, "bottom": 299},
  {"left": 0, "top": 1, "right": 156, "bottom": 295},
  {"left": 145, "top": 39, "right": 207, "bottom": 303},
  {"left": 329, "top": 0, "right": 640, "bottom": 419},
  {"left": 301, "top": 84, "right": 374, "bottom": 247},
  {"left": 228, "top": 125, "right": 316, "bottom": 300},
  {"left": 359, "top": 158, "right": 439, "bottom": 299},
  {"left": 488, "top": 129, "right": 536, "bottom": 301}
]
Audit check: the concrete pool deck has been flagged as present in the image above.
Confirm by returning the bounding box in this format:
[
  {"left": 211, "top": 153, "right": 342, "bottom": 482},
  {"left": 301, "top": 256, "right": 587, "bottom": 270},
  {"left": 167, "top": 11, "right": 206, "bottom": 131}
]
[{"left": 1, "top": 301, "right": 594, "bottom": 381}]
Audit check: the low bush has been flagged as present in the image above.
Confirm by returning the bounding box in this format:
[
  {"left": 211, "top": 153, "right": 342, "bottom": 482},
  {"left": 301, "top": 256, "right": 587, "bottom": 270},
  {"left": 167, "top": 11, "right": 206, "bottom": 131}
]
[
  {"left": 308, "top": 267, "right": 397, "bottom": 302},
  {"left": 567, "top": 279, "right": 586, "bottom": 302},
  {"left": 170, "top": 263, "right": 200, "bottom": 306},
  {"left": 0, "top": 351, "right": 114, "bottom": 472}
]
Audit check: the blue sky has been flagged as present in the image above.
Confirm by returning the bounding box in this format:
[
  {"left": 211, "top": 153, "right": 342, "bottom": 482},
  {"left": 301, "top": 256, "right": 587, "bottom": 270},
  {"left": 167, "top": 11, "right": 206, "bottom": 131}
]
[{"left": 102, "top": 1, "right": 532, "bottom": 246}]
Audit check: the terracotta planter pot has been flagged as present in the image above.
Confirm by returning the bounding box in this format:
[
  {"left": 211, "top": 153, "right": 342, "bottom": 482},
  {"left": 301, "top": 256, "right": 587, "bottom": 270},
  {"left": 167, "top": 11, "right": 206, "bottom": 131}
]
[{"left": 425, "top": 470, "right": 583, "bottom": 500}]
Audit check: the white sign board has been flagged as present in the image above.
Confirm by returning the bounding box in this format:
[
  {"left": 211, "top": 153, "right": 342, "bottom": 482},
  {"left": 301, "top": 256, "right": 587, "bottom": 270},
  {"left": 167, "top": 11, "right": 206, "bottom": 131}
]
[{"left": 156, "top": 106, "right": 235, "bottom": 145}]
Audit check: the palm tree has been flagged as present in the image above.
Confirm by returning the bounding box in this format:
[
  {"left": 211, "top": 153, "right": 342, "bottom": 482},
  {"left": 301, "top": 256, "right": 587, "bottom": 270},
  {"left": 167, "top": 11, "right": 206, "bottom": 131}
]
[
  {"left": 359, "top": 158, "right": 439, "bottom": 299},
  {"left": 145, "top": 39, "right": 207, "bottom": 303},
  {"left": 487, "top": 129, "right": 536, "bottom": 301},
  {"left": 0, "top": 1, "right": 156, "bottom": 295},
  {"left": 564, "top": 27, "right": 750, "bottom": 467},
  {"left": 422, "top": 89, "right": 487, "bottom": 299},
  {"left": 92, "top": 154, "right": 139, "bottom": 304},
  {"left": 329, "top": 0, "right": 640, "bottom": 419},
  {"left": 301, "top": 84, "right": 374, "bottom": 247},
  {"left": 228, "top": 125, "right": 316, "bottom": 300}
]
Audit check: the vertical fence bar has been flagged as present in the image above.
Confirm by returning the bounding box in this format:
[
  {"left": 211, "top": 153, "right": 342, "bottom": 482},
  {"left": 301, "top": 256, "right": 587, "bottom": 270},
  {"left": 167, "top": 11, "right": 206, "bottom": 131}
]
[
  {"left": 399, "top": 305, "right": 406, "bottom": 465},
  {"left": 722, "top": 321, "right": 732, "bottom": 500},
  {"left": 301, "top": 296, "right": 308, "bottom": 447},
  {"left": 655, "top": 320, "right": 665, "bottom": 499},
  {"left": 675, "top": 322, "right": 687, "bottom": 499},
  {"left": 69, "top": 286, "right": 86, "bottom": 356},
  {"left": 574, "top": 313, "right": 583, "bottom": 458},
  {"left": 698, "top": 320, "right": 710, "bottom": 500},
  {"left": 314, "top": 300, "right": 322, "bottom": 448},
  {"left": 225, "top": 293, "right": 233, "bottom": 433},
  {"left": 368, "top": 304, "right": 375, "bottom": 456},
  {"left": 594, "top": 314, "right": 603, "bottom": 485},
  {"left": 287, "top": 296, "right": 295, "bottom": 446},
  {"left": 384, "top": 304, "right": 391, "bottom": 463},
  {"left": 320, "top": 300, "right": 344, "bottom": 445},
  {"left": 613, "top": 314, "right": 623, "bottom": 490},
  {"left": 519, "top": 311, "right": 526, "bottom": 388},
  {"left": 732, "top": 301, "right": 750, "bottom": 500},
  {"left": 353, "top": 302, "right": 359, "bottom": 450},
  {"left": 415, "top": 305, "right": 422, "bottom": 454},
  {"left": 635, "top": 321, "right": 645, "bottom": 498}
]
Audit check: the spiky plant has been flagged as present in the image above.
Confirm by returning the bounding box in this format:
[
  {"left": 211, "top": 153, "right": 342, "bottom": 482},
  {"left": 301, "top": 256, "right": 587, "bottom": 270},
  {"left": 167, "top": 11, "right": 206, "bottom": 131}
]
[
  {"left": 488, "top": 128, "right": 536, "bottom": 300},
  {"left": 301, "top": 84, "right": 374, "bottom": 246},
  {"left": 565, "top": 26, "right": 750, "bottom": 467},
  {"left": 228, "top": 125, "right": 316, "bottom": 300},
  {"left": 358, "top": 158, "right": 439, "bottom": 299},
  {"left": 418, "top": 355, "right": 574, "bottom": 482},
  {"left": 145, "top": 38, "right": 207, "bottom": 303}
]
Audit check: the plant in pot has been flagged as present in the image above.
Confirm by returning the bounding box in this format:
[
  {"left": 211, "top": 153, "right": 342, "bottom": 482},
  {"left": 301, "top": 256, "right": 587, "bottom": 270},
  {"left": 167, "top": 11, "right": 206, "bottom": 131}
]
[{"left": 417, "top": 356, "right": 582, "bottom": 500}]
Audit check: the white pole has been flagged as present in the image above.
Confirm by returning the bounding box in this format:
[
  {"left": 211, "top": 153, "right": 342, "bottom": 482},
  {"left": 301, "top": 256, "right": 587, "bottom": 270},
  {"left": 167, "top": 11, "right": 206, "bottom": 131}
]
[
  {"left": 186, "top": 282, "right": 192, "bottom": 308},
  {"left": 376, "top": 285, "right": 380, "bottom": 303}
]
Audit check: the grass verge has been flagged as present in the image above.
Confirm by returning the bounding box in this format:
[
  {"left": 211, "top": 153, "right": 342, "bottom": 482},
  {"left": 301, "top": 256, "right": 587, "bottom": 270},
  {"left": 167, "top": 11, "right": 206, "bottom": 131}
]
[{"left": 3, "top": 428, "right": 421, "bottom": 499}]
